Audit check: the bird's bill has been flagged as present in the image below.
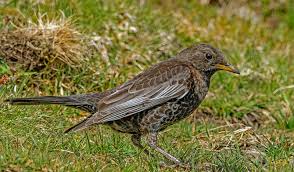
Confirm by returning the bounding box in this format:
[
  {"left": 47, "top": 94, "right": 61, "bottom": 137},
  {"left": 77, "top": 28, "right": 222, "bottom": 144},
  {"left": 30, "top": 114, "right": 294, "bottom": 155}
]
[{"left": 215, "top": 64, "right": 240, "bottom": 74}]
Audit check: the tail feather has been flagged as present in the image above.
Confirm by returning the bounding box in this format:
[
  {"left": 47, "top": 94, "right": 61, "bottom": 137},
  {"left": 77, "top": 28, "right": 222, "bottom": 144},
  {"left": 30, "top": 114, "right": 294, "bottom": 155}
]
[
  {"left": 5, "top": 94, "right": 103, "bottom": 133},
  {"left": 64, "top": 116, "right": 92, "bottom": 133},
  {"left": 5, "top": 96, "right": 78, "bottom": 105},
  {"left": 5, "top": 96, "right": 97, "bottom": 113}
]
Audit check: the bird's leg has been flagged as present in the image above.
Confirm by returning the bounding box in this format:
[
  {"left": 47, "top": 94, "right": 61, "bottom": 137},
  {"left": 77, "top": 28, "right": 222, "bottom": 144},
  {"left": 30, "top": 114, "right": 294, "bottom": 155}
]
[
  {"left": 131, "top": 134, "right": 152, "bottom": 156},
  {"left": 147, "top": 132, "right": 181, "bottom": 165}
]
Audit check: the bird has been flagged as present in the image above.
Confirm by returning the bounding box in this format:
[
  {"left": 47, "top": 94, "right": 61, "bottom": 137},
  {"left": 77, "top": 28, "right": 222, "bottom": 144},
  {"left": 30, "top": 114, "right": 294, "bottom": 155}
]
[{"left": 5, "top": 43, "right": 239, "bottom": 165}]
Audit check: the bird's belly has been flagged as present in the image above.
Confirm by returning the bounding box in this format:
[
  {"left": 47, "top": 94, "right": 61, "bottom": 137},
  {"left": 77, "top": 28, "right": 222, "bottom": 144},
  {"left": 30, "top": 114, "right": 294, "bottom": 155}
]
[
  {"left": 107, "top": 116, "right": 141, "bottom": 134},
  {"left": 139, "top": 88, "right": 203, "bottom": 133}
]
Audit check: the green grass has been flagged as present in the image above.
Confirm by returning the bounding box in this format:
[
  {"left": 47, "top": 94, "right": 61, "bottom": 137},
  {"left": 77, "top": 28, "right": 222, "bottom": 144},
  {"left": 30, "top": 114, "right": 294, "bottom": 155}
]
[{"left": 1, "top": 0, "right": 294, "bottom": 171}]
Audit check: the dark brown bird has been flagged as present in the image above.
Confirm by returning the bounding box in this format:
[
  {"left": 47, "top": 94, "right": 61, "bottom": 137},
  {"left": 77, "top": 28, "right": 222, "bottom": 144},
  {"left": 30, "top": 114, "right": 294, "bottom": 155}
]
[{"left": 5, "top": 43, "right": 239, "bottom": 165}]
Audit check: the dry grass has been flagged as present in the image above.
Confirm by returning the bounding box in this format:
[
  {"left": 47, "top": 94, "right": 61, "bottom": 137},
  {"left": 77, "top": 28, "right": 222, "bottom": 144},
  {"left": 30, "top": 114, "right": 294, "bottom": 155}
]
[{"left": 0, "top": 14, "right": 89, "bottom": 71}]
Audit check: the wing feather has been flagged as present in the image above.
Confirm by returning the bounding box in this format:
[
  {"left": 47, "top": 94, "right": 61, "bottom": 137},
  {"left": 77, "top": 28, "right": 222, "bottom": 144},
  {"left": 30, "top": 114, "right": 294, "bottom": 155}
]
[{"left": 86, "top": 64, "right": 192, "bottom": 124}]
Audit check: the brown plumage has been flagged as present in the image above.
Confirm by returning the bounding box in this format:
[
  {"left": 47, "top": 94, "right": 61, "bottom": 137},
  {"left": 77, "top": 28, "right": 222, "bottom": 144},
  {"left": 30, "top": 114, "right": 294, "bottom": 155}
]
[{"left": 5, "top": 43, "right": 239, "bottom": 165}]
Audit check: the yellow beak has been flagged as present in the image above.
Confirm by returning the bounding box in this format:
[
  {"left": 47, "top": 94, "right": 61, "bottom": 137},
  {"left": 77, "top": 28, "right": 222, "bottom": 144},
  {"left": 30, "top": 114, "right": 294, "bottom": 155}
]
[{"left": 215, "top": 64, "right": 240, "bottom": 74}]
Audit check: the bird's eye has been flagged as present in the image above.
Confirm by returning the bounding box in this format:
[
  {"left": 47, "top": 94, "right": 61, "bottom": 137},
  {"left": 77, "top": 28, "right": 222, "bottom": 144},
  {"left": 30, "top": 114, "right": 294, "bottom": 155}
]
[{"left": 205, "top": 53, "right": 213, "bottom": 60}]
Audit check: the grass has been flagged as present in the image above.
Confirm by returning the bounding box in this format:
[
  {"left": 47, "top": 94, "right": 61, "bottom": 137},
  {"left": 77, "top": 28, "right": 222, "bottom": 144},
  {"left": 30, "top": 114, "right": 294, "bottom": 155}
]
[{"left": 1, "top": 0, "right": 294, "bottom": 171}]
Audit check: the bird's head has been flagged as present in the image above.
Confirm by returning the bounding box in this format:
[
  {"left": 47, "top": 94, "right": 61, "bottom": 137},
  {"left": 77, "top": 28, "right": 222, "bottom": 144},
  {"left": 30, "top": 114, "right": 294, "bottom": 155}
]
[{"left": 178, "top": 43, "right": 240, "bottom": 76}]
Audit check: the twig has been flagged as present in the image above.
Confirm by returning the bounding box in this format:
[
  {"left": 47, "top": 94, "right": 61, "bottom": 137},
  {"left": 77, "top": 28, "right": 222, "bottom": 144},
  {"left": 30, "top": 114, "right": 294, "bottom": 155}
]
[{"left": 273, "top": 85, "right": 294, "bottom": 94}]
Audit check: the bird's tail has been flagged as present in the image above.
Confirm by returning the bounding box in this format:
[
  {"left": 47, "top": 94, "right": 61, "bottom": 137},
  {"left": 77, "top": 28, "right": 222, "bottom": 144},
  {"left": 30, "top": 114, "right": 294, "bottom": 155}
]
[
  {"left": 5, "top": 95, "right": 97, "bottom": 113},
  {"left": 64, "top": 116, "right": 93, "bottom": 133},
  {"left": 5, "top": 96, "right": 77, "bottom": 105}
]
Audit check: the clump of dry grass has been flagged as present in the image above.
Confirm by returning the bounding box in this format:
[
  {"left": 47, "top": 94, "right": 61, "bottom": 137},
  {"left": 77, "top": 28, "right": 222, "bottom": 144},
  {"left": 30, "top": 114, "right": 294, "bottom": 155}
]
[{"left": 0, "top": 14, "right": 89, "bottom": 71}]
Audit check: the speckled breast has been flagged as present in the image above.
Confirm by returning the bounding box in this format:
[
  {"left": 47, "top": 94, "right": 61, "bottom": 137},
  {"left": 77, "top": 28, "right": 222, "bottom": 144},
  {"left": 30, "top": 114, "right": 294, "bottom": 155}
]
[{"left": 138, "top": 85, "right": 204, "bottom": 133}]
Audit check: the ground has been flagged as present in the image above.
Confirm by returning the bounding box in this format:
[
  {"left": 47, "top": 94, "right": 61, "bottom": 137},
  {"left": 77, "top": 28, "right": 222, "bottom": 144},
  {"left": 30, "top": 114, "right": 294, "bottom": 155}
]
[{"left": 0, "top": 0, "right": 294, "bottom": 171}]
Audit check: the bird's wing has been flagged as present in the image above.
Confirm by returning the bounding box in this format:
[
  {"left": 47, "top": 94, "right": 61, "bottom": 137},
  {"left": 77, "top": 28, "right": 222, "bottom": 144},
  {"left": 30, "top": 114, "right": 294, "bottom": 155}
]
[{"left": 86, "top": 64, "right": 192, "bottom": 125}]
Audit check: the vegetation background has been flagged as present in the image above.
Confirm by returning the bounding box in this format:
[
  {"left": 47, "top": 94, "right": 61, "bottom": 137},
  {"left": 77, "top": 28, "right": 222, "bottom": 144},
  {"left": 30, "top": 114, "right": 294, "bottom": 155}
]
[{"left": 0, "top": 0, "right": 294, "bottom": 171}]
